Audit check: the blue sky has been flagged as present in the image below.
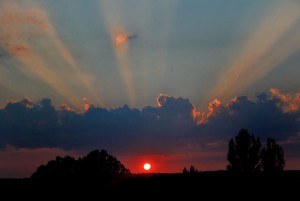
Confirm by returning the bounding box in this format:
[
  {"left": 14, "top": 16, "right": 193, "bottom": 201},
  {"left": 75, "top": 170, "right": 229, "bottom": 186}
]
[
  {"left": 0, "top": 0, "right": 300, "bottom": 177},
  {"left": 1, "top": 0, "right": 299, "bottom": 109}
]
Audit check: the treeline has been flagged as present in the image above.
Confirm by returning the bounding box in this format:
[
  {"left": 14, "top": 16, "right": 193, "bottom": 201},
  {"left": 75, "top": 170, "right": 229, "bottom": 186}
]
[
  {"left": 32, "top": 128, "right": 285, "bottom": 181},
  {"left": 184, "top": 128, "right": 285, "bottom": 174},
  {"left": 31, "top": 149, "right": 130, "bottom": 180},
  {"left": 227, "top": 128, "right": 285, "bottom": 173}
]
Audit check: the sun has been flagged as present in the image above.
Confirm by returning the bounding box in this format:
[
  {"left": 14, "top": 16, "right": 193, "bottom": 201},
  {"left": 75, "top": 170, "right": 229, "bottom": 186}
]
[{"left": 143, "top": 163, "right": 151, "bottom": 171}]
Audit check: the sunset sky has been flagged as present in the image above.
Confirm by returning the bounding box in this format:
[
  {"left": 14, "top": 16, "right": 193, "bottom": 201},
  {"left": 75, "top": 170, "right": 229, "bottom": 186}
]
[{"left": 1, "top": 0, "right": 300, "bottom": 177}]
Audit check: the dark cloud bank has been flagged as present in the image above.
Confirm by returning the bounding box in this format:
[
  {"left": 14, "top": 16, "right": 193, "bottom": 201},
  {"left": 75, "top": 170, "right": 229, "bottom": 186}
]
[{"left": 0, "top": 89, "right": 300, "bottom": 155}]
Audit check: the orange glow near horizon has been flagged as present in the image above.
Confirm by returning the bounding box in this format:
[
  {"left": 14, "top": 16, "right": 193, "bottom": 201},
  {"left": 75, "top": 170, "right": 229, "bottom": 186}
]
[{"left": 118, "top": 150, "right": 227, "bottom": 174}]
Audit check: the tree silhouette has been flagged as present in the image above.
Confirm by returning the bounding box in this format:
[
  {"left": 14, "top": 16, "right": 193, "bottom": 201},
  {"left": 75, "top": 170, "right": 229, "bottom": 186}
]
[
  {"left": 182, "top": 167, "right": 188, "bottom": 174},
  {"left": 31, "top": 156, "right": 78, "bottom": 179},
  {"left": 227, "top": 128, "right": 262, "bottom": 173},
  {"left": 182, "top": 165, "right": 198, "bottom": 174},
  {"left": 189, "top": 165, "right": 198, "bottom": 174},
  {"left": 227, "top": 129, "right": 286, "bottom": 174},
  {"left": 78, "top": 149, "right": 130, "bottom": 179},
  {"left": 261, "top": 138, "right": 285, "bottom": 173},
  {"left": 31, "top": 149, "right": 130, "bottom": 180}
]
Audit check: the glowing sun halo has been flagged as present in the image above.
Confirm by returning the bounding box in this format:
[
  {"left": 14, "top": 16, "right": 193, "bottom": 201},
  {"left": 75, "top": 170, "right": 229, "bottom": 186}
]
[{"left": 143, "top": 163, "right": 151, "bottom": 171}]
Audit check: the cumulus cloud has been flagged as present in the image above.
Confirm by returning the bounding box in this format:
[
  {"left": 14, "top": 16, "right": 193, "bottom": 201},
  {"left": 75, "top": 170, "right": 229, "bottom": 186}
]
[
  {"left": 0, "top": 94, "right": 198, "bottom": 153},
  {"left": 270, "top": 88, "right": 300, "bottom": 112},
  {"left": 156, "top": 94, "right": 171, "bottom": 107},
  {"left": 198, "top": 91, "right": 300, "bottom": 142},
  {"left": 82, "top": 97, "right": 95, "bottom": 111},
  {"left": 1, "top": 89, "right": 300, "bottom": 175},
  {"left": 0, "top": 89, "right": 300, "bottom": 158},
  {"left": 59, "top": 104, "right": 75, "bottom": 112},
  {"left": 194, "top": 98, "right": 222, "bottom": 125}
]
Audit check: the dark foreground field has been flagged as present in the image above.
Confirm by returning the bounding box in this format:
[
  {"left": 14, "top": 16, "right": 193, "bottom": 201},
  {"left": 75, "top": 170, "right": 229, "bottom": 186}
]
[{"left": 1, "top": 171, "right": 300, "bottom": 199}]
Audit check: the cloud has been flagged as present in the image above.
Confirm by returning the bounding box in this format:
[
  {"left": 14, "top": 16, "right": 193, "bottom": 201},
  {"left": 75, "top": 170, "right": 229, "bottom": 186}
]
[
  {"left": 0, "top": 90, "right": 297, "bottom": 146},
  {"left": 82, "top": 98, "right": 95, "bottom": 111},
  {"left": 59, "top": 104, "right": 75, "bottom": 112},
  {"left": 156, "top": 94, "right": 170, "bottom": 107},
  {"left": 0, "top": 2, "right": 50, "bottom": 57},
  {"left": 0, "top": 94, "right": 198, "bottom": 152},
  {"left": 198, "top": 90, "right": 300, "bottom": 142},
  {"left": 0, "top": 90, "right": 300, "bottom": 172},
  {"left": 270, "top": 88, "right": 300, "bottom": 112},
  {"left": 194, "top": 99, "right": 222, "bottom": 125}
]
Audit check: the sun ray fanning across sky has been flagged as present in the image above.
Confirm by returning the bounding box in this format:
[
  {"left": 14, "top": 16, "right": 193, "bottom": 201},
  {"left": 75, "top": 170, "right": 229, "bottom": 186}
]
[
  {"left": 133, "top": 0, "right": 179, "bottom": 96},
  {"left": 43, "top": 16, "right": 106, "bottom": 108},
  {"left": 208, "top": 1, "right": 300, "bottom": 102},
  {"left": 0, "top": 2, "right": 80, "bottom": 108},
  {"left": 112, "top": 28, "right": 136, "bottom": 107},
  {"left": 1, "top": 0, "right": 300, "bottom": 177},
  {"left": 98, "top": 0, "right": 179, "bottom": 107},
  {"left": 99, "top": 1, "right": 136, "bottom": 107},
  {"left": 0, "top": 64, "right": 18, "bottom": 98},
  {"left": 0, "top": 1, "right": 105, "bottom": 109}
]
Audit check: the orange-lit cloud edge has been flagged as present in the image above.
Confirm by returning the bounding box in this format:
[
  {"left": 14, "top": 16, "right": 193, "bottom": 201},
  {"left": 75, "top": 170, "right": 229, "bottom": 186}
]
[
  {"left": 121, "top": 90, "right": 300, "bottom": 174},
  {"left": 1, "top": 0, "right": 300, "bottom": 177}
]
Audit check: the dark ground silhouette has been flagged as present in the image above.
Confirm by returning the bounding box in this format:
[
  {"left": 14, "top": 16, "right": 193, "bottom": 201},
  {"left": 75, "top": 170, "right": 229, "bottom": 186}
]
[
  {"left": 0, "top": 137, "right": 296, "bottom": 199},
  {"left": 1, "top": 171, "right": 300, "bottom": 199}
]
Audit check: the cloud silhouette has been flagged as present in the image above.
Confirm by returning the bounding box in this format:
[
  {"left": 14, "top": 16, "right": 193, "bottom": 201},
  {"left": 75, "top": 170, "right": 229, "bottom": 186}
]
[{"left": 0, "top": 89, "right": 300, "bottom": 157}]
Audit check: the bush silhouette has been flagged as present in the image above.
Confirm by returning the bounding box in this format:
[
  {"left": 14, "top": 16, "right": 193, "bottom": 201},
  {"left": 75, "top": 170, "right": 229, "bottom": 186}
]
[{"left": 31, "top": 149, "right": 130, "bottom": 180}]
